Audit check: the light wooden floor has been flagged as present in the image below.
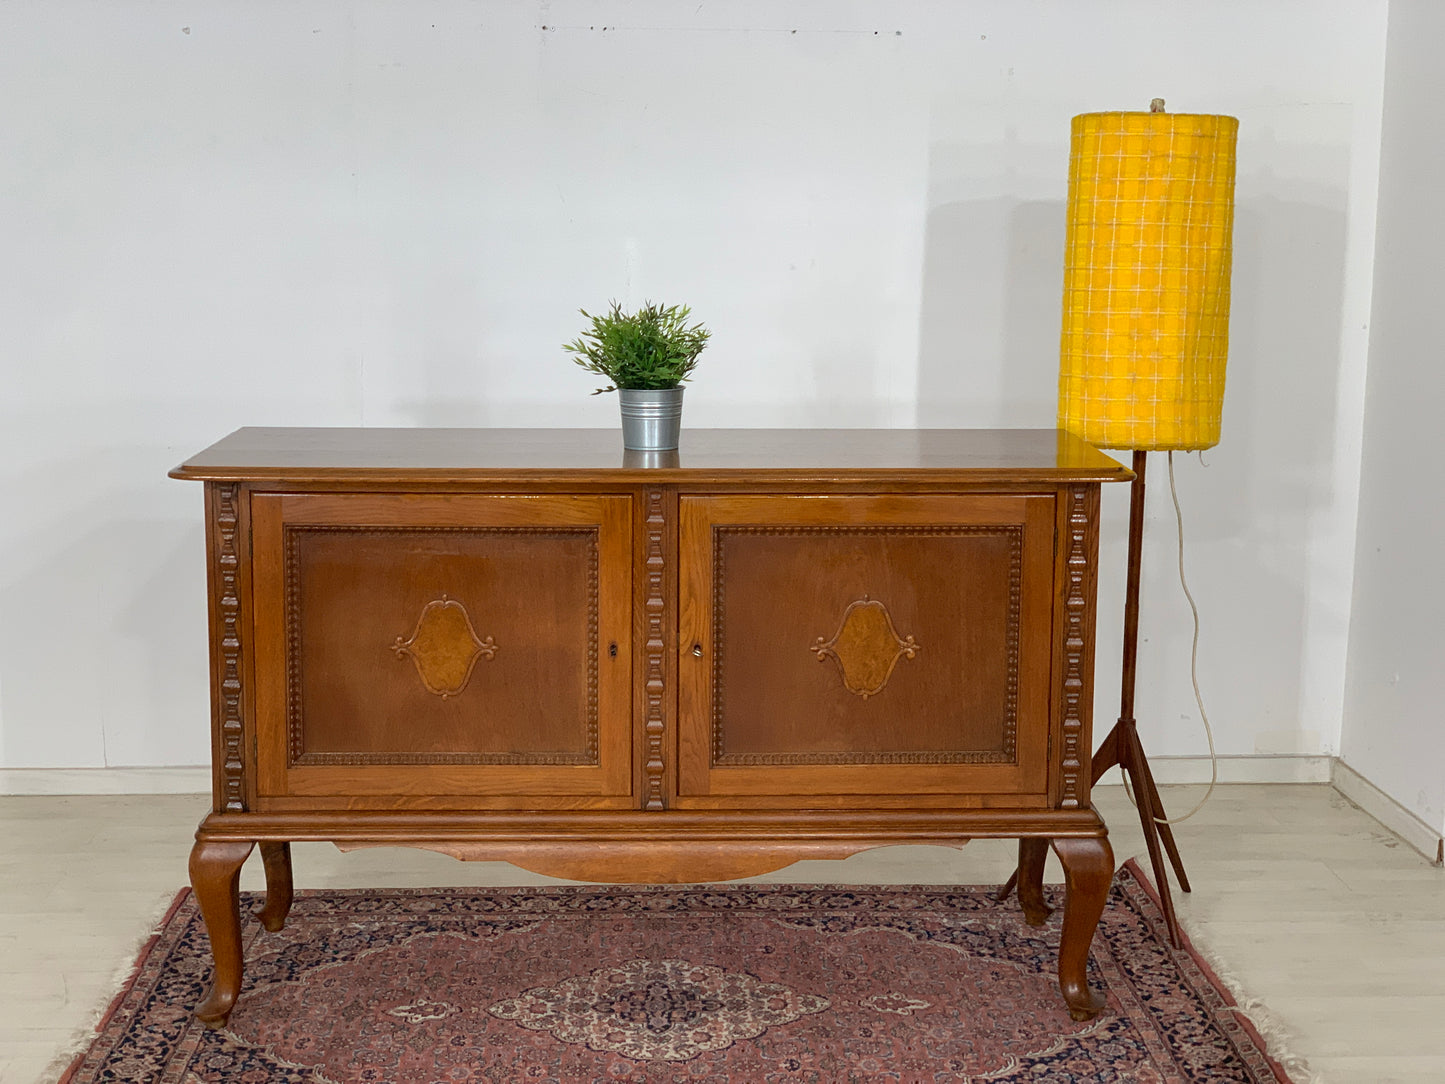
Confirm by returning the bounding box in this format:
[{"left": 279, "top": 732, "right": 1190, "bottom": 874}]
[{"left": 2, "top": 783, "right": 1441, "bottom": 1083}]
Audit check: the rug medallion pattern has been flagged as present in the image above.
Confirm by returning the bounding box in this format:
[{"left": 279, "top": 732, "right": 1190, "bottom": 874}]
[
  {"left": 61, "top": 867, "right": 1290, "bottom": 1083},
  {"left": 488, "top": 957, "right": 830, "bottom": 1060}
]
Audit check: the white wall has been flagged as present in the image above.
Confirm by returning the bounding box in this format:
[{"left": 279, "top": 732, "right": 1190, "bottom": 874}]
[
  {"left": 1340, "top": 0, "right": 1445, "bottom": 836},
  {"left": 1, "top": 1, "right": 1387, "bottom": 772}
]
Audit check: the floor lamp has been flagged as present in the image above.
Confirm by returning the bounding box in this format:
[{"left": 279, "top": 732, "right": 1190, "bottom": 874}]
[{"left": 1005, "top": 103, "right": 1238, "bottom": 949}]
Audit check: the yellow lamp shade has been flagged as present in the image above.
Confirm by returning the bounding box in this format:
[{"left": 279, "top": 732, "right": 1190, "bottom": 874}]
[{"left": 1057, "top": 111, "right": 1238, "bottom": 451}]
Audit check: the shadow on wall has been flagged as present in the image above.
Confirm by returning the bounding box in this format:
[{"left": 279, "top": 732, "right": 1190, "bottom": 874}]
[
  {"left": 1092, "top": 191, "right": 1350, "bottom": 552},
  {"left": 915, "top": 198, "right": 1065, "bottom": 429},
  {"left": 913, "top": 177, "right": 1350, "bottom": 531},
  {"left": 1137, "top": 190, "right": 1350, "bottom": 752},
  {"left": 914, "top": 162, "right": 1351, "bottom": 752},
  {"left": 1224, "top": 193, "right": 1348, "bottom": 537}
]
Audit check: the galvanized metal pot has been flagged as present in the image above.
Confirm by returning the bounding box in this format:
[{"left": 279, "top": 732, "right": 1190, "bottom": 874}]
[{"left": 618, "top": 387, "right": 684, "bottom": 450}]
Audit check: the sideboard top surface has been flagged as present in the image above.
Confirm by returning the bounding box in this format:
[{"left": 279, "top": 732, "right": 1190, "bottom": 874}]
[{"left": 171, "top": 427, "right": 1131, "bottom": 485}]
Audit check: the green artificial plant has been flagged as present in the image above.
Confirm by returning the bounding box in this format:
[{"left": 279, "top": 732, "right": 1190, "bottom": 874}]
[{"left": 564, "top": 301, "right": 711, "bottom": 394}]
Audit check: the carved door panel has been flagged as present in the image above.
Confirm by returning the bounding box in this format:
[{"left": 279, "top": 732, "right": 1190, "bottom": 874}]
[
  {"left": 676, "top": 494, "right": 1057, "bottom": 807},
  {"left": 250, "top": 492, "right": 633, "bottom": 809}
]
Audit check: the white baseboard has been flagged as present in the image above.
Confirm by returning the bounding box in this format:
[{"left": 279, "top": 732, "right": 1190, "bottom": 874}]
[
  {"left": 2, "top": 757, "right": 1333, "bottom": 795},
  {"left": 1093, "top": 753, "right": 1333, "bottom": 786},
  {"left": 0, "top": 767, "right": 211, "bottom": 795},
  {"left": 1331, "top": 759, "right": 1445, "bottom": 865}
]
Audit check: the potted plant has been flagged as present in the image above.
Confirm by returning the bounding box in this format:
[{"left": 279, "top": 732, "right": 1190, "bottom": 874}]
[{"left": 564, "top": 301, "right": 711, "bottom": 450}]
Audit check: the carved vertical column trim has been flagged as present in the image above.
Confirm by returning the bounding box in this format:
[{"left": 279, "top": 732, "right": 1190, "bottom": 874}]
[
  {"left": 1058, "top": 484, "right": 1099, "bottom": 810},
  {"left": 1004, "top": 528, "right": 1023, "bottom": 761},
  {"left": 643, "top": 489, "right": 667, "bottom": 810},
  {"left": 285, "top": 527, "right": 304, "bottom": 763},
  {"left": 209, "top": 482, "right": 248, "bottom": 812}
]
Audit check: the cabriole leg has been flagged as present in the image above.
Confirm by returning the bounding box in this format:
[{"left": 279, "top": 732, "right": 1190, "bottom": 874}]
[
  {"left": 1017, "top": 837, "right": 1054, "bottom": 927},
  {"left": 189, "top": 838, "right": 255, "bottom": 1029},
  {"left": 256, "top": 841, "right": 294, "bottom": 932},
  {"left": 1051, "top": 835, "right": 1113, "bottom": 1021}
]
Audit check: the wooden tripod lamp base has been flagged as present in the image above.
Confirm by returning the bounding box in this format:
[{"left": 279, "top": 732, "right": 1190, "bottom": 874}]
[{"left": 1094, "top": 450, "right": 1191, "bottom": 948}]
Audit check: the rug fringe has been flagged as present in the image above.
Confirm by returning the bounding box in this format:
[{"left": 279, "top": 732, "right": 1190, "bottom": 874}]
[
  {"left": 1184, "top": 938, "right": 1323, "bottom": 1084},
  {"left": 1123, "top": 861, "right": 1321, "bottom": 1084},
  {"left": 45, "top": 887, "right": 190, "bottom": 1084}
]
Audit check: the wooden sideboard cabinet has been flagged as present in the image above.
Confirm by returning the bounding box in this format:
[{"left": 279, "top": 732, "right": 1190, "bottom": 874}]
[{"left": 172, "top": 427, "right": 1131, "bottom": 1027}]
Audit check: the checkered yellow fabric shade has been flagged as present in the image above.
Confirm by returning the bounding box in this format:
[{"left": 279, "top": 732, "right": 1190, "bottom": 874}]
[{"left": 1058, "top": 112, "right": 1238, "bottom": 450}]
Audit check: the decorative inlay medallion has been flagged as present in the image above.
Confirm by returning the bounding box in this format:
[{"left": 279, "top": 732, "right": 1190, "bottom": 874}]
[
  {"left": 487, "top": 958, "right": 829, "bottom": 1062},
  {"left": 393, "top": 595, "right": 496, "bottom": 699},
  {"left": 811, "top": 596, "right": 919, "bottom": 699}
]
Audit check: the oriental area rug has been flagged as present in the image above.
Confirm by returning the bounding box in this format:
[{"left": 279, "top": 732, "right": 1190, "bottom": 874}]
[{"left": 62, "top": 862, "right": 1291, "bottom": 1083}]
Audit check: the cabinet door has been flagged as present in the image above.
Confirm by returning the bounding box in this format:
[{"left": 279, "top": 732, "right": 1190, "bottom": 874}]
[
  {"left": 250, "top": 492, "right": 633, "bottom": 809},
  {"left": 677, "top": 494, "right": 1056, "bottom": 807}
]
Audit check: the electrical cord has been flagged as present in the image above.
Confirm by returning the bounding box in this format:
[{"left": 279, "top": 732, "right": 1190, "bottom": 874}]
[{"left": 1120, "top": 450, "right": 1218, "bottom": 825}]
